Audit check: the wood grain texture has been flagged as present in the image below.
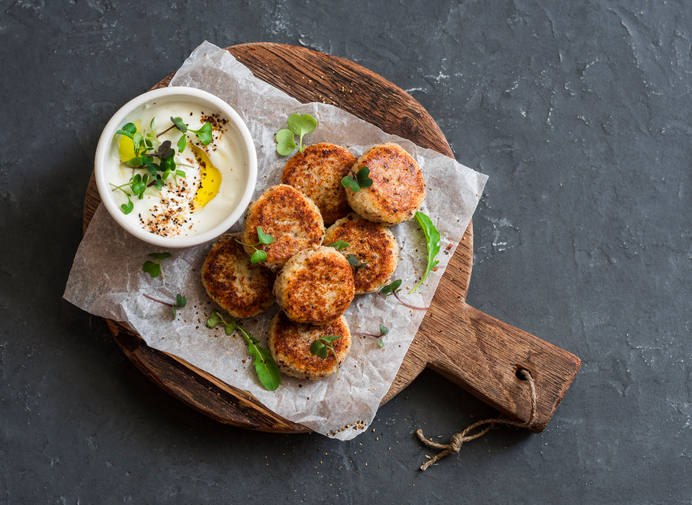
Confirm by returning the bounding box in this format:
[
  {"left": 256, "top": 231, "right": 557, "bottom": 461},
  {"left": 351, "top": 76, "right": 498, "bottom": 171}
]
[{"left": 84, "top": 42, "right": 580, "bottom": 434}]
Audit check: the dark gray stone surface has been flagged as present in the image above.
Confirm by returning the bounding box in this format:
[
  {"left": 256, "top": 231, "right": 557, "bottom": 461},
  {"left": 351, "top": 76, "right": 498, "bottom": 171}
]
[{"left": 1, "top": 0, "right": 690, "bottom": 503}]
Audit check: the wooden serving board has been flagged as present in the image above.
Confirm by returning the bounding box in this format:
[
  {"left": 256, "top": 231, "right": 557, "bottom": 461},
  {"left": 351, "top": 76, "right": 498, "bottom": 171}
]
[{"left": 83, "top": 43, "right": 580, "bottom": 434}]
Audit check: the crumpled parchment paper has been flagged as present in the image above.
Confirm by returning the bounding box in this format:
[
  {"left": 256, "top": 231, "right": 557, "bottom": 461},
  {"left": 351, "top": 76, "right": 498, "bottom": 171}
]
[{"left": 64, "top": 42, "right": 488, "bottom": 440}]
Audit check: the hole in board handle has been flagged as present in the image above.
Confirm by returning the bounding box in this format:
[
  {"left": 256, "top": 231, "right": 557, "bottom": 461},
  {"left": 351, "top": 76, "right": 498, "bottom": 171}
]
[{"left": 515, "top": 367, "right": 530, "bottom": 381}]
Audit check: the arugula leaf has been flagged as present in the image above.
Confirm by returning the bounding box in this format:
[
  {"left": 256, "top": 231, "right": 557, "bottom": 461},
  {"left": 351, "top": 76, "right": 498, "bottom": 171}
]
[
  {"left": 287, "top": 113, "right": 317, "bottom": 152},
  {"left": 207, "top": 309, "right": 237, "bottom": 335},
  {"left": 341, "top": 166, "right": 373, "bottom": 192},
  {"left": 276, "top": 128, "right": 296, "bottom": 156},
  {"left": 410, "top": 211, "right": 441, "bottom": 293},
  {"left": 309, "top": 335, "right": 343, "bottom": 376},
  {"left": 327, "top": 240, "right": 349, "bottom": 251},
  {"left": 238, "top": 326, "right": 281, "bottom": 391}
]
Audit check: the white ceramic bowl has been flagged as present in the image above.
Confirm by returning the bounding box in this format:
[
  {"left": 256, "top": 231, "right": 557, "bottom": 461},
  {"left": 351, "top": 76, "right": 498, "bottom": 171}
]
[{"left": 94, "top": 87, "right": 257, "bottom": 248}]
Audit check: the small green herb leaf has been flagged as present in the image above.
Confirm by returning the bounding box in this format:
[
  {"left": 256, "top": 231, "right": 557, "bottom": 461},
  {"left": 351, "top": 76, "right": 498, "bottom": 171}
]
[
  {"left": 251, "top": 250, "right": 268, "bottom": 264},
  {"left": 175, "top": 294, "right": 186, "bottom": 308},
  {"left": 380, "top": 279, "right": 402, "bottom": 295},
  {"left": 116, "top": 122, "right": 137, "bottom": 139},
  {"left": 287, "top": 113, "right": 317, "bottom": 152},
  {"left": 410, "top": 211, "right": 441, "bottom": 293},
  {"left": 379, "top": 324, "right": 389, "bottom": 336},
  {"left": 327, "top": 240, "right": 350, "bottom": 251},
  {"left": 142, "top": 260, "right": 160, "bottom": 278},
  {"left": 309, "top": 335, "right": 343, "bottom": 375},
  {"left": 377, "top": 338, "right": 384, "bottom": 348},
  {"left": 256, "top": 226, "right": 274, "bottom": 245},
  {"left": 120, "top": 194, "right": 134, "bottom": 214},
  {"left": 346, "top": 254, "right": 367, "bottom": 269},
  {"left": 341, "top": 166, "right": 373, "bottom": 192},
  {"left": 177, "top": 134, "right": 187, "bottom": 153},
  {"left": 171, "top": 116, "right": 187, "bottom": 133},
  {"left": 356, "top": 166, "right": 373, "bottom": 189},
  {"left": 206, "top": 309, "right": 237, "bottom": 335},
  {"left": 276, "top": 128, "right": 296, "bottom": 156},
  {"left": 189, "top": 122, "right": 213, "bottom": 145}
]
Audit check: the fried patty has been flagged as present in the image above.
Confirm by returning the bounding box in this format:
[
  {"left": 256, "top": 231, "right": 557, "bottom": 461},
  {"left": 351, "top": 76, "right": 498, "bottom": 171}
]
[
  {"left": 281, "top": 143, "right": 356, "bottom": 225},
  {"left": 241, "top": 184, "right": 325, "bottom": 272},
  {"left": 274, "top": 246, "right": 355, "bottom": 325},
  {"left": 324, "top": 213, "right": 399, "bottom": 294},
  {"left": 268, "top": 310, "right": 351, "bottom": 380},
  {"left": 201, "top": 233, "right": 275, "bottom": 318},
  {"left": 345, "top": 143, "right": 426, "bottom": 225}
]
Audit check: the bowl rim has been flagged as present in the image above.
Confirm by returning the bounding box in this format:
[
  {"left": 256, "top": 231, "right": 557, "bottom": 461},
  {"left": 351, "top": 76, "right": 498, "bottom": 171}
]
[{"left": 94, "top": 86, "right": 257, "bottom": 248}]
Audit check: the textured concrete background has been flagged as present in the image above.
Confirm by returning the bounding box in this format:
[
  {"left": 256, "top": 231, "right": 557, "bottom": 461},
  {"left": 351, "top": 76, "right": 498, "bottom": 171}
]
[{"left": 1, "top": 0, "right": 691, "bottom": 503}]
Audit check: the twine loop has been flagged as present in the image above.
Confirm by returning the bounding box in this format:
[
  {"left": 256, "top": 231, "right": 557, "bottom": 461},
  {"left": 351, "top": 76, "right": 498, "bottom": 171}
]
[{"left": 415, "top": 368, "right": 537, "bottom": 471}]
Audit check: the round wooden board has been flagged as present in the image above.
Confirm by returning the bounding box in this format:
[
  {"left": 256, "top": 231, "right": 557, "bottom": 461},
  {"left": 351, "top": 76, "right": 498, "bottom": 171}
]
[
  {"left": 84, "top": 43, "right": 581, "bottom": 434},
  {"left": 83, "top": 43, "right": 473, "bottom": 433}
]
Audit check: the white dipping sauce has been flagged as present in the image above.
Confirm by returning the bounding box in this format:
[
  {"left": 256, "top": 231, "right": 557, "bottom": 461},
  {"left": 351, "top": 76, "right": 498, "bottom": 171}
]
[{"left": 108, "top": 99, "right": 248, "bottom": 238}]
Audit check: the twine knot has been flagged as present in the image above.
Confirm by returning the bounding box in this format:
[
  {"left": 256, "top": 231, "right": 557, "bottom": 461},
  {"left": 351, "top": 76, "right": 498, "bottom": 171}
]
[{"left": 415, "top": 368, "right": 537, "bottom": 471}]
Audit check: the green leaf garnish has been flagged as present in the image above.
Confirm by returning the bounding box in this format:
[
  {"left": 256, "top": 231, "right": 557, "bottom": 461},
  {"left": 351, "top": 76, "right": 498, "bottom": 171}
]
[
  {"left": 410, "top": 211, "right": 441, "bottom": 293},
  {"left": 207, "top": 309, "right": 237, "bottom": 335},
  {"left": 309, "top": 335, "right": 343, "bottom": 376},
  {"left": 287, "top": 113, "right": 317, "bottom": 152},
  {"left": 341, "top": 166, "right": 373, "bottom": 192},
  {"left": 206, "top": 310, "right": 281, "bottom": 391},
  {"left": 121, "top": 195, "right": 134, "bottom": 214},
  {"left": 346, "top": 254, "right": 367, "bottom": 269},
  {"left": 177, "top": 134, "right": 187, "bottom": 153},
  {"left": 327, "top": 240, "right": 349, "bottom": 251},
  {"left": 189, "top": 122, "right": 213, "bottom": 145},
  {"left": 251, "top": 250, "right": 268, "bottom": 264},
  {"left": 276, "top": 128, "right": 296, "bottom": 156},
  {"left": 142, "top": 292, "right": 186, "bottom": 319},
  {"left": 236, "top": 227, "right": 274, "bottom": 264},
  {"left": 380, "top": 279, "right": 402, "bottom": 295},
  {"left": 171, "top": 116, "right": 187, "bottom": 133},
  {"left": 116, "top": 122, "right": 137, "bottom": 139},
  {"left": 275, "top": 113, "right": 317, "bottom": 155},
  {"left": 379, "top": 324, "right": 389, "bottom": 336},
  {"left": 142, "top": 252, "right": 171, "bottom": 278}
]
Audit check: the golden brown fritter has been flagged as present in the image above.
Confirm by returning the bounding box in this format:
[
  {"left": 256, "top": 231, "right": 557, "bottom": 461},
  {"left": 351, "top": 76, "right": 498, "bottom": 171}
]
[
  {"left": 280, "top": 143, "right": 356, "bottom": 224},
  {"left": 268, "top": 310, "right": 351, "bottom": 380},
  {"left": 201, "top": 234, "right": 275, "bottom": 318},
  {"left": 345, "top": 143, "right": 426, "bottom": 225},
  {"left": 324, "top": 213, "right": 399, "bottom": 294},
  {"left": 274, "top": 246, "right": 355, "bottom": 325},
  {"left": 241, "top": 184, "right": 325, "bottom": 272}
]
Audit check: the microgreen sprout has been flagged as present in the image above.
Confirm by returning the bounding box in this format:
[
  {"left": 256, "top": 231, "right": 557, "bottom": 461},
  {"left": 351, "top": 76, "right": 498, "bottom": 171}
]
[
  {"left": 236, "top": 227, "right": 274, "bottom": 263},
  {"left": 142, "top": 293, "right": 186, "bottom": 318},
  {"left": 346, "top": 254, "right": 368, "bottom": 270},
  {"left": 341, "top": 166, "right": 373, "bottom": 192},
  {"left": 206, "top": 310, "right": 281, "bottom": 391},
  {"left": 309, "top": 335, "right": 343, "bottom": 376},
  {"left": 354, "top": 324, "right": 389, "bottom": 348},
  {"left": 142, "top": 252, "right": 171, "bottom": 278},
  {"left": 327, "top": 240, "right": 350, "bottom": 251},
  {"left": 275, "top": 113, "right": 317, "bottom": 155},
  {"left": 380, "top": 279, "right": 429, "bottom": 310}
]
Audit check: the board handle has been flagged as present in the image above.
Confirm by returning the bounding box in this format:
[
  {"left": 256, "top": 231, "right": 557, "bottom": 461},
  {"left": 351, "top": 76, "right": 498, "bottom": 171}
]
[{"left": 420, "top": 300, "right": 581, "bottom": 432}]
